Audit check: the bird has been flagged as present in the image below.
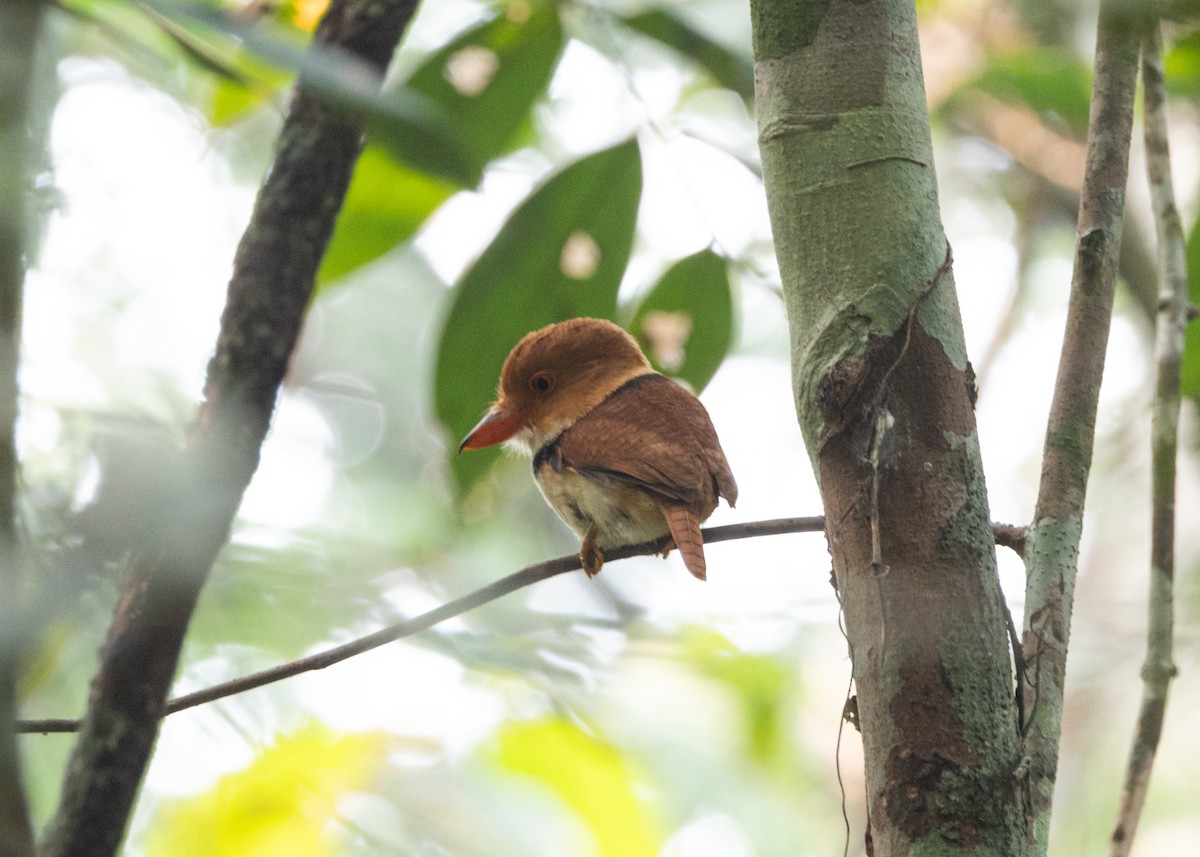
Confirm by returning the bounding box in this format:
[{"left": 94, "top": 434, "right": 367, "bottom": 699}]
[{"left": 459, "top": 317, "right": 737, "bottom": 580}]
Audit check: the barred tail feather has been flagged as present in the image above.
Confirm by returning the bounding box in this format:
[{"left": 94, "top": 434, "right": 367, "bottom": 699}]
[{"left": 661, "top": 503, "right": 707, "bottom": 581}]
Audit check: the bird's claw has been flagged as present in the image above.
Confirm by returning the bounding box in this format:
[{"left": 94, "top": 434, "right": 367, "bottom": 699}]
[{"left": 580, "top": 526, "right": 604, "bottom": 577}]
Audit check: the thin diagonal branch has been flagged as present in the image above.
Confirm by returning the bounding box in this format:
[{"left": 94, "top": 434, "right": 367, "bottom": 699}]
[
  {"left": 18, "top": 513, "right": 1031, "bottom": 736},
  {"left": 18, "top": 517, "right": 824, "bottom": 735},
  {"left": 24, "top": 509, "right": 1038, "bottom": 737},
  {"left": 1020, "top": 1, "right": 1142, "bottom": 849},
  {"left": 1109, "top": 25, "right": 1185, "bottom": 857},
  {"left": 39, "top": 1, "right": 420, "bottom": 855}
]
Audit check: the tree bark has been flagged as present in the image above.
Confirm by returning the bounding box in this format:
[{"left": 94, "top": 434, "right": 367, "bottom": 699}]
[
  {"left": 750, "top": 1, "right": 1023, "bottom": 853},
  {"left": 38, "top": 1, "right": 419, "bottom": 854}
]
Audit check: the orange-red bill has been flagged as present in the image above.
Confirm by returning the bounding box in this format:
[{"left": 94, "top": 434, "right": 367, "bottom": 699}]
[{"left": 459, "top": 408, "right": 523, "bottom": 451}]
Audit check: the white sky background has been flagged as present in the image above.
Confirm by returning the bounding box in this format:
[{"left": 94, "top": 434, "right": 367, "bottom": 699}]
[{"left": 22, "top": 1, "right": 1200, "bottom": 853}]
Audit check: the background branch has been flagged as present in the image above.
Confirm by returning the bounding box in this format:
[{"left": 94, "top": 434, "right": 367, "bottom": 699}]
[
  {"left": 1020, "top": 2, "right": 1141, "bottom": 848},
  {"left": 1109, "top": 24, "right": 1185, "bottom": 856},
  {"left": 19, "top": 517, "right": 824, "bottom": 734},
  {"left": 38, "top": 1, "right": 420, "bottom": 855},
  {"left": 952, "top": 96, "right": 1159, "bottom": 324}
]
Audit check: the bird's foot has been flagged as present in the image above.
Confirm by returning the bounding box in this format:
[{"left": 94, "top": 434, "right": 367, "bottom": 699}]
[
  {"left": 580, "top": 526, "right": 604, "bottom": 577},
  {"left": 660, "top": 541, "right": 675, "bottom": 560}
]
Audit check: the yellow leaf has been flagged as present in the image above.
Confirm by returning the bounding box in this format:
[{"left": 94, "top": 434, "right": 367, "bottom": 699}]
[
  {"left": 146, "top": 722, "right": 387, "bottom": 857},
  {"left": 495, "top": 718, "right": 662, "bottom": 857},
  {"left": 289, "top": 0, "right": 330, "bottom": 32}
]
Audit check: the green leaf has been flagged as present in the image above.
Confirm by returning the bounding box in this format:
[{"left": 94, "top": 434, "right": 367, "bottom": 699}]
[
  {"left": 371, "top": 2, "right": 565, "bottom": 186},
  {"left": 57, "top": 0, "right": 249, "bottom": 87},
  {"left": 435, "top": 139, "right": 642, "bottom": 492},
  {"left": 206, "top": 50, "right": 295, "bottom": 125},
  {"left": 949, "top": 47, "right": 1092, "bottom": 137},
  {"left": 58, "top": 0, "right": 295, "bottom": 125},
  {"left": 131, "top": 0, "right": 562, "bottom": 181},
  {"left": 208, "top": 75, "right": 294, "bottom": 126},
  {"left": 137, "top": 1, "right": 253, "bottom": 86},
  {"left": 1165, "top": 29, "right": 1200, "bottom": 100},
  {"left": 623, "top": 8, "right": 754, "bottom": 99},
  {"left": 494, "top": 718, "right": 663, "bottom": 857},
  {"left": 316, "top": 145, "right": 455, "bottom": 286},
  {"left": 1181, "top": 218, "right": 1200, "bottom": 400},
  {"left": 365, "top": 90, "right": 479, "bottom": 188},
  {"left": 209, "top": 77, "right": 267, "bottom": 125},
  {"left": 628, "top": 248, "right": 733, "bottom": 393},
  {"left": 137, "top": 0, "right": 463, "bottom": 157}
]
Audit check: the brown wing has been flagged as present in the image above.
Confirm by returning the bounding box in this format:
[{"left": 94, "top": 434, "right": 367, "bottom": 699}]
[{"left": 553, "top": 373, "right": 738, "bottom": 513}]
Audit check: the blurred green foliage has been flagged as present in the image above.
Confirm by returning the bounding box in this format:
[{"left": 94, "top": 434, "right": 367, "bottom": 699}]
[
  {"left": 943, "top": 46, "right": 1093, "bottom": 137},
  {"left": 145, "top": 723, "right": 389, "bottom": 857},
  {"left": 494, "top": 717, "right": 664, "bottom": 856},
  {"left": 683, "top": 629, "right": 792, "bottom": 765}
]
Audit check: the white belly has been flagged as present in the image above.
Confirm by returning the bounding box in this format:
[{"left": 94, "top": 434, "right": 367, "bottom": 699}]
[{"left": 534, "top": 465, "right": 669, "bottom": 549}]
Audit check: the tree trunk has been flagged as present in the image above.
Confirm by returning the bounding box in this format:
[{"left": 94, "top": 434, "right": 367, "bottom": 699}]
[
  {"left": 0, "top": 1, "right": 42, "bottom": 854},
  {"left": 38, "top": 1, "right": 419, "bottom": 854},
  {"left": 750, "top": 1, "right": 1025, "bottom": 853}
]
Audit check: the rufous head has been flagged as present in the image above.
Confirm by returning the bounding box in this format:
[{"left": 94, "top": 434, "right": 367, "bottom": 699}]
[{"left": 460, "top": 318, "right": 652, "bottom": 455}]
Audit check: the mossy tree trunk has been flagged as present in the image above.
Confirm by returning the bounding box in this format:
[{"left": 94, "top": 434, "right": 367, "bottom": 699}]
[{"left": 750, "top": 1, "right": 1027, "bottom": 853}]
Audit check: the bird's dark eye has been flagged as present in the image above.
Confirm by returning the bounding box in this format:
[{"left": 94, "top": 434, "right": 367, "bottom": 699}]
[{"left": 529, "top": 373, "right": 554, "bottom": 393}]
